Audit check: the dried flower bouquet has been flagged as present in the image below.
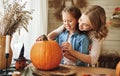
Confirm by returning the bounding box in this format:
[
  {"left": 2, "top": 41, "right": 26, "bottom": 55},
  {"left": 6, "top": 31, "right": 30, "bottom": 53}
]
[{"left": 0, "top": 0, "right": 33, "bottom": 36}]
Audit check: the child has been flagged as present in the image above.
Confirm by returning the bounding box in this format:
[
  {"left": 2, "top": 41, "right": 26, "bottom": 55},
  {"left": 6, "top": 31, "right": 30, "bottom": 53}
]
[
  {"left": 55, "top": 6, "right": 89, "bottom": 66},
  {"left": 47, "top": 5, "right": 108, "bottom": 66}
]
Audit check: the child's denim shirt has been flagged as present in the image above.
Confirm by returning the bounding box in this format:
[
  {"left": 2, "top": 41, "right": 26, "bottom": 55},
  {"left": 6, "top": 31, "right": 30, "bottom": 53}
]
[{"left": 56, "top": 30, "right": 89, "bottom": 66}]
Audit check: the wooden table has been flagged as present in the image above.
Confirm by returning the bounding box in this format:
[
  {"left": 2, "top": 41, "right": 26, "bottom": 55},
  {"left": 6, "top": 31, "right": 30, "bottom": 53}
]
[
  {"left": 61, "top": 65, "right": 115, "bottom": 76},
  {"left": 21, "top": 63, "right": 116, "bottom": 76}
]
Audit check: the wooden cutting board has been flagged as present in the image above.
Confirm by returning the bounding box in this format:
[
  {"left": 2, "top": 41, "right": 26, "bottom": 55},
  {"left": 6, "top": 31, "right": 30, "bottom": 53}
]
[{"left": 31, "top": 64, "right": 76, "bottom": 76}]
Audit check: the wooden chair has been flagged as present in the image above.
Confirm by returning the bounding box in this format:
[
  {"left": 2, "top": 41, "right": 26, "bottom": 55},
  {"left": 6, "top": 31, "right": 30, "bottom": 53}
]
[{"left": 98, "top": 55, "right": 120, "bottom": 69}]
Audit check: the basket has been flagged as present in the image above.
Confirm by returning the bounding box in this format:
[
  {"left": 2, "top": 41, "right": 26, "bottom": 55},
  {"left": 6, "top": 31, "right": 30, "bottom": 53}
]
[
  {"left": 110, "top": 19, "right": 120, "bottom": 27},
  {"left": 0, "top": 36, "right": 13, "bottom": 70}
]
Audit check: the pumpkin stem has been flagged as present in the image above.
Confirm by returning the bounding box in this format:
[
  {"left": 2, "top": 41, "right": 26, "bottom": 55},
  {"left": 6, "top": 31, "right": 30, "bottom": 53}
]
[
  {"left": 40, "top": 34, "right": 48, "bottom": 41},
  {"left": 36, "top": 34, "right": 48, "bottom": 41}
]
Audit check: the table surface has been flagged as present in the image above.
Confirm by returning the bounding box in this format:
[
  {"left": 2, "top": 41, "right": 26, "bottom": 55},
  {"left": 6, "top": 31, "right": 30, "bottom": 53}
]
[
  {"left": 20, "top": 63, "right": 116, "bottom": 76},
  {"left": 61, "top": 65, "right": 115, "bottom": 76}
]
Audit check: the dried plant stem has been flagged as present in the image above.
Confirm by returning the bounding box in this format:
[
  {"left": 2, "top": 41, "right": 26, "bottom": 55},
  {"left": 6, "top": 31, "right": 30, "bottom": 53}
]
[{"left": 0, "top": 0, "right": 33, "bottom": 36}]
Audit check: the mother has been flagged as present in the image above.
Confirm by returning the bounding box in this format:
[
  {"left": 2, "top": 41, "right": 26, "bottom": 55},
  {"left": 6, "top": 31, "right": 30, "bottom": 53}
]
[{"left": 47, "top": 5, "right": 108, "bottom": 66}]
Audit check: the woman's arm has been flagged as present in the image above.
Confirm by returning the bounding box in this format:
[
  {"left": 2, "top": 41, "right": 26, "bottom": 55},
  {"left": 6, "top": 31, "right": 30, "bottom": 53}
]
[
  {"left": 67, "top": 50, "right": 91, "bottom": 64},
  {"left": 68, "top": 39, "right": 103, "bottom": 64},
  {"left": 62, "top": 36, "right": 91, "bottom": 64},
  {"left": 64, "top": 51, "right": 77, "bottom": 62},
  {"left": 47, "top": 25, "right": 64, "bottom": 40},
  {"left": 89, "top": 39, "right": 103, "bottom": 65},
  {"left": 36, "top": 25, "right": 64, "bottom": 41},
  {"left": 62, "top": 38, "right": 103, "bottom": 65}
]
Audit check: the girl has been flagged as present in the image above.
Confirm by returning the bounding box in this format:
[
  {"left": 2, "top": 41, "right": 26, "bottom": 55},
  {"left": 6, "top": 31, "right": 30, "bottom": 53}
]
[
  {"left": 56, "top": 6, "right": 89, "bottom": 66},
  {"left": 47, "top": 5, "right": 108, "bottom": 66}
]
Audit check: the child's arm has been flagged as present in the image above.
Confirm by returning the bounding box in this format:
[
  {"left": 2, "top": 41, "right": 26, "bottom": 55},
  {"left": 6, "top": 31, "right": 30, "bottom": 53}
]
[
  {"left": 62, "top": 42, "right": 77, "bottom": 62},
  {"left": 47, "top": 25, "right": 64, "bottom": 40},
  {"left": 62, "top": 36, "right": 90, "bottom": 64}
]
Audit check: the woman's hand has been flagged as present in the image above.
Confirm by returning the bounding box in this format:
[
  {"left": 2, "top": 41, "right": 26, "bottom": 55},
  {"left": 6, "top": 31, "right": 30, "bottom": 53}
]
[{"left": 63, "top": 51, "right": 77, "bottom": 62}]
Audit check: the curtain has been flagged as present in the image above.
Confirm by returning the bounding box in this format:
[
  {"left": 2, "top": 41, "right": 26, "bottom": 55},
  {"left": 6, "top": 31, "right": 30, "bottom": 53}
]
[{"left": 11, "top": 0, "right": 48, "bottom": 63}]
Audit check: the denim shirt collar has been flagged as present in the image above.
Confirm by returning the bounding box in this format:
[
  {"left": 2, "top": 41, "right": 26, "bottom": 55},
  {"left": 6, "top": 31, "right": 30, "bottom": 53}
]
[{"left": 64, "top": 30, "right": 80, "bottom": 37}]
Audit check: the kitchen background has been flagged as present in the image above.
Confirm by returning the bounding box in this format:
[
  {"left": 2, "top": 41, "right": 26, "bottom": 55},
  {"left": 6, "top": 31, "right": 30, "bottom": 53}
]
[
  {"left": 0, "top": 0, "right": 119, "bottom": 64},
  {"left": 48, "top": 0, "right": 120, "bottom": 57}
]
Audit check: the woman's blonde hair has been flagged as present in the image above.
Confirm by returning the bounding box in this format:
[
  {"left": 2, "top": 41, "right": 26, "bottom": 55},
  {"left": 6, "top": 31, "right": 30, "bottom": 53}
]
[{"left": 84, "top": 5, "right": 108, "bottom": 40}]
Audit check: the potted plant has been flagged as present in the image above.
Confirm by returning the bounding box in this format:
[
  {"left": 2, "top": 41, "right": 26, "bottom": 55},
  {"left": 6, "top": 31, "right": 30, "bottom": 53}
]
[{"left": 0, "top": 0, "right": 32, "bottom": 70}]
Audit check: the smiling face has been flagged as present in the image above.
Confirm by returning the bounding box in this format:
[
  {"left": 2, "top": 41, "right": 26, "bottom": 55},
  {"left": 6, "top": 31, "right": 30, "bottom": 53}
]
[
  {"left": 78, "top": 14, "right": 93, "bottom": 31},
  {"left": 61, "top": 6, "right": 81, "bottom": 34},
  {"left": 62, "top": 12, "right": 78, "bottom": 34}
]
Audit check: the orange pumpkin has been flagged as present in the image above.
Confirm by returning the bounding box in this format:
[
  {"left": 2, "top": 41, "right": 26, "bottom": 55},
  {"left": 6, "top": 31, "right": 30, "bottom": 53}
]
[
  {"left": 116, "top": 61, "right": 120, "bottom": 76},
  {"left": 30, "top": 35, "right": 62, "bottom": 70}
]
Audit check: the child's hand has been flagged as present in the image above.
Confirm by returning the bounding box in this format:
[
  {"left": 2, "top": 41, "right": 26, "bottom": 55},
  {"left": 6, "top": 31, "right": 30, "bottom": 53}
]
[
  {"left": 36, "top": 34, "right": 48, "bottom": 41},
  {"left": 61, "top": 42, "right": 73, "bottom": 51},
  {"left": 36, "top": 36, "right": 43, "bottom": 41}
]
